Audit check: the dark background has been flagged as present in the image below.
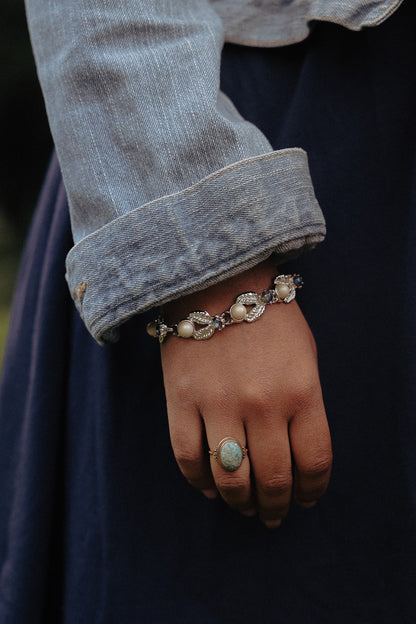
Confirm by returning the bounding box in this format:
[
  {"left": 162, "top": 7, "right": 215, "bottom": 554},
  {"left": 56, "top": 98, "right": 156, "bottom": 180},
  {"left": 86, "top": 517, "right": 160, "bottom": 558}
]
[{"left": 0, "top": 0, "right": 52, "bottom": 361}]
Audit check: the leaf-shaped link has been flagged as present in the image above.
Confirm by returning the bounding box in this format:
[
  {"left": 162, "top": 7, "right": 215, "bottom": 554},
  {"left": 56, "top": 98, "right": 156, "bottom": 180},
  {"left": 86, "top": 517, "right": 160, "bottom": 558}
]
[
  {"left": 283, "top": 289, "right": 296, "bottom": 304},
  {"left": 157, "top": 323, "right": 169, "bottom": 343},
  {"left": 246, "top": 303, "right": 266, "bottom": 322},
  {"left": 188, "top": 311, "right": 213, "bottom": 325},
  {"left": 149, "top": 274, "right": 302, "bottom": 342},
  {"left": 236, "top": 292, "right": 259, "bottom": 305},
  {"left": 274, "top": 275, "right": 296, "bottom": 303},
  {"left": 193, "top": 325, "right": 216, "bottom": 340},
  {"left": 274, "top": 274, "right": 293, "bottom": 285}
]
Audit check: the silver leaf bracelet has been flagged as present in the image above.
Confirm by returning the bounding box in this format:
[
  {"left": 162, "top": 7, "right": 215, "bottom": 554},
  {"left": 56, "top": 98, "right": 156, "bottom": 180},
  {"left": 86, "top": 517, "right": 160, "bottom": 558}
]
[{"left": 146, "top": 274, "right": 303, "bottom": 343}]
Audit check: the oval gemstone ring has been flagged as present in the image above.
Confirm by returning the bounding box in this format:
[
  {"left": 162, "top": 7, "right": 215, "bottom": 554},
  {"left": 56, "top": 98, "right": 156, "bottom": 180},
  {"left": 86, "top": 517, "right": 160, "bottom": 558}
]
[{"left": 209, "top": 437, "right": 248, "bottom": 472}]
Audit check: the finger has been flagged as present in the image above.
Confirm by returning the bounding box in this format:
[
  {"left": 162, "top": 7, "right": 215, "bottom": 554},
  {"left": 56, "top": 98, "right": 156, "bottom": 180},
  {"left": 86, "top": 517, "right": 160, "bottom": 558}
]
[
  {"left": 168, "top": 403, "right": 217, "bottom": 498},
  {"left": 204, "top": 416, "right": 255, "bottom": 516},
  {"left": 247, "top": 417, "right": 293, "bottom": 529},
  {"left": 289, "top": 403, "right": 332, "bottom": 508}
]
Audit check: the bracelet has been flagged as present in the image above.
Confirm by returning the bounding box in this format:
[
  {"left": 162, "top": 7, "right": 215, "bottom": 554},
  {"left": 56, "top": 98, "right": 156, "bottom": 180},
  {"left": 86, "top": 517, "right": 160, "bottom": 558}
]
[{"left": 146, "top": 274, "right": 303, "bottom": 343}]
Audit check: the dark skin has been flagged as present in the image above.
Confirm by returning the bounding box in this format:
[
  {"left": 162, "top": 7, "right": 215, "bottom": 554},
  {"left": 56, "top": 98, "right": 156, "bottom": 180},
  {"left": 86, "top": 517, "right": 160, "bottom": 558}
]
[{"left": 161, "top": 259, "right": 332, "bottom": 529}]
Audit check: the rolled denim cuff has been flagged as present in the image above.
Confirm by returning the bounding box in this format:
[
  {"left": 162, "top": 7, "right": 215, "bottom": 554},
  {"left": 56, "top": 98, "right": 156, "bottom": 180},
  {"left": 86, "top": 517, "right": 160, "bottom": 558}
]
[
  {"left": 66, "top": 147, "right": 325, "bottom": 345},
  {"left": 215, "top": 0, "right": 404, "bottom": 47}
]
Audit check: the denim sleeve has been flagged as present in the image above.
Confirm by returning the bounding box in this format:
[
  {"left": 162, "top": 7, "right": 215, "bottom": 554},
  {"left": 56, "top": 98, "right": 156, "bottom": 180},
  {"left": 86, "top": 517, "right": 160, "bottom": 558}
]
[
  {"left": 211, "top": 0, "right": 404, "bottom": 46},
  {"left": 25, "top": 0, "right": 326, "bottom": 345}
]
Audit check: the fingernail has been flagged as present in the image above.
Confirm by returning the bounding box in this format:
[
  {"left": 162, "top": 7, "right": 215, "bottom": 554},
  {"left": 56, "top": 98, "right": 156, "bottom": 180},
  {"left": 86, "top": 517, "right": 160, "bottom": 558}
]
[
  {"left": 241, "top": 508, "right": 257, "bottom": 517},
  {"left": 300, "top": 501, "right": 317, "bottom": 509},
  {"left": 264, "top": 519, "right": 282, "bottom": 530},
  {"left": 201, "top": 489, "right": 218, "bottom": 499}
]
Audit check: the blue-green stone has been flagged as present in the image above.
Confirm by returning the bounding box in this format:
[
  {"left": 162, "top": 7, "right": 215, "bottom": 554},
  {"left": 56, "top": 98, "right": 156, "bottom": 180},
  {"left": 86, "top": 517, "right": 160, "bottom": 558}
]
[{"left": 219, "top": 440, "right": 243, "bottom": 472}]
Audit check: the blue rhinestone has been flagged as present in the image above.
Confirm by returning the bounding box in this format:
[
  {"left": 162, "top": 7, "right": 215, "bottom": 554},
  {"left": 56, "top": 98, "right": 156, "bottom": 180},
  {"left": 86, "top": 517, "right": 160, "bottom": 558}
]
[
  {"left": 260, "top": 290, "right": 274, "bottom": 303},
  {"left": 211, "top": 317, "right": 222, "bottom": 329},
  {"left": 294, "top": 276, "right": 304, "bottom": 287}
]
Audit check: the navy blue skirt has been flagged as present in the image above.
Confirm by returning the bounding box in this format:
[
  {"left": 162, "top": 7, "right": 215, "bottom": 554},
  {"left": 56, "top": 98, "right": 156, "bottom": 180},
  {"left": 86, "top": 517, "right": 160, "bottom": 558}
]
[{"left": 1, "top": 3, "right": 416, "bottom": 622}]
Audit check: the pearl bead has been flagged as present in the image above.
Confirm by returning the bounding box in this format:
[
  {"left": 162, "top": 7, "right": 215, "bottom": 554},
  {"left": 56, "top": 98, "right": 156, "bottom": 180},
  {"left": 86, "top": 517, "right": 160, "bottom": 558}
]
[
  {"left": 230, "top": 303, "right": 247, "bottom": 321},
  {"left": 275, "top": 283, "right": 290, "bottom": 299},
  {"left": 146, "top": 321, "right": 158, "bottom": 337},
  {"left": 177, "top": 320, "right": 195, "bottom": 338}
]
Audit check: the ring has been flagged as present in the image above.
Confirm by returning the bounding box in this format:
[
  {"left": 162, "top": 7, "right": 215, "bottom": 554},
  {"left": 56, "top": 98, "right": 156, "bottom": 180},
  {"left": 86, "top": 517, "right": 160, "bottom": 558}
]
[{"left": 209, "top": 437, "right": 248, "bottom": 472}]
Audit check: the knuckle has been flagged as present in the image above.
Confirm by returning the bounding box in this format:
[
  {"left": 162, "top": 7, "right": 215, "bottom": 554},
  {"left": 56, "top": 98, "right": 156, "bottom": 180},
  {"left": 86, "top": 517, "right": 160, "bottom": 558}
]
[
  {"left": 234, "top": 380, "right": 276, "bottom": 415},
  {"left": 216, "top": 476, "right": 248, "bottom": 499},
  {"left": 173, "top": 447, "right": 201, "bottom": 474},
  {"left": 171, "top": 377, "right": 193, "bottom": 402},
  {"left": 202, "top": 387, "right": 232, "bottom": 413},
  {"left": 293, "top": 378, "right": 322, "bottom": 409},
  {"left": 258, "top": 473, "right": 293, "bottom": 499},
  {"left": 300, "top": 453, "right": 333, "bottom": 479},
  {"left": 240, "top": 382, "right": 268, "bottom": 411}
]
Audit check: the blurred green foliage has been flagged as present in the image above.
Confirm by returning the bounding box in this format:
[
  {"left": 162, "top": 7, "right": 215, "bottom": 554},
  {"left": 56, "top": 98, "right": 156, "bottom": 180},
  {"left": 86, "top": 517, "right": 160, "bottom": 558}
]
[
  {"left": 0, "top": 216, "right": 20, "bottom": 365},
  {"left": 0, "top": 0, "right": 53, "bottom": 367}
]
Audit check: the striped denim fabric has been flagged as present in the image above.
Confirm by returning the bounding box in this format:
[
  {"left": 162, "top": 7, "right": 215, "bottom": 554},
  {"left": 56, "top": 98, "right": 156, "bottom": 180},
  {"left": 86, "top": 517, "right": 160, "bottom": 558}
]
[
  {"left": 211, "top": 0, "right": 403, "bottom": 47},
  {"left": 25, "top": 0, "right": 402, "bottom": 343}
]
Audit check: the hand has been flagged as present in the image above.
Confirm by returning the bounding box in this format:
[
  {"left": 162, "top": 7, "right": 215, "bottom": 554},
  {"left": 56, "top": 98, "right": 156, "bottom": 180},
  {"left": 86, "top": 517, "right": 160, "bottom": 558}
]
[{"left": 160, "top": 260, "right": 332, "bottom": 529}]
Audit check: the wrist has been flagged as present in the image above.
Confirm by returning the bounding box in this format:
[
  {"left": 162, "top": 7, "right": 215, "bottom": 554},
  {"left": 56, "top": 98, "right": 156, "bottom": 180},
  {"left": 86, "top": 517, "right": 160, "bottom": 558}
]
[
  {"left": 162, "top": 259, "right": 278, "bottom": 324},
  {"left": 150, "top": 260, "right": 303, "bottom": 342}
]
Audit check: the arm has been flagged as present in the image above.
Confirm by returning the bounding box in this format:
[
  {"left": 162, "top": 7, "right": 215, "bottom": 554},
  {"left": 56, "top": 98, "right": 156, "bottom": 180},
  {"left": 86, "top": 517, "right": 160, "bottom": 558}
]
[
  {"left": 161, "top": 259, "right": 332, "bottom": 528},
  {"left": 25, "top": 0, "right": 325, "bottom": 344},
  {"left": 26, "top": 0, "right": 332, "bottom": 523}
]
